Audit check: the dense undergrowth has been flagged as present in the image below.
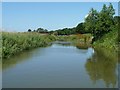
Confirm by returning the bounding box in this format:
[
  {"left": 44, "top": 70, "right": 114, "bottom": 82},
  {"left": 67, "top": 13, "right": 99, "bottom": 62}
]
[{"left": 93, "top": 29, "right": 118, "bottom": 52}]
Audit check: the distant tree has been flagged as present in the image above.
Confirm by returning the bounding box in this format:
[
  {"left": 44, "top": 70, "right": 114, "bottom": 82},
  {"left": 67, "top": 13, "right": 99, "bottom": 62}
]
[
  {"left": 76, "top": 23, "right": 85, "bottom": 34},
  {"left": 28, "top": 29, "right": 32, "bottom": 32},
  {"left": 54, "top": 27, "right": 77, "bottom": 35},
  {"left": 36, "top": 28, "right": 48, "bottom": 33},
  {"left": 49, "top": 31, "right": 54, "bottom": 34},
  {"left": 33, "top": 30, "right": 36, "bottom": 32}
]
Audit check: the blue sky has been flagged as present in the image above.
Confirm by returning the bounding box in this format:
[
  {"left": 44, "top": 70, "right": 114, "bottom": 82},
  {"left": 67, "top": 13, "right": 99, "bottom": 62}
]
[{"left": 2, "top": 2, "right": 118, "bottom": 32}]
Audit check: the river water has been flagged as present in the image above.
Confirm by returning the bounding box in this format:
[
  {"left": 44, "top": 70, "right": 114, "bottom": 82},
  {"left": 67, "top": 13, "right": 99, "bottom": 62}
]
[{"left": 2, "top": 43, "right": 119, "bottom": 88}]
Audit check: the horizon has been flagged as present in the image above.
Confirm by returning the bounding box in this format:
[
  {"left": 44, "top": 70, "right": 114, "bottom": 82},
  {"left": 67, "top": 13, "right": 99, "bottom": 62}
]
[{"left": 2, "top": 2, "right": 118, "bottom": 32}]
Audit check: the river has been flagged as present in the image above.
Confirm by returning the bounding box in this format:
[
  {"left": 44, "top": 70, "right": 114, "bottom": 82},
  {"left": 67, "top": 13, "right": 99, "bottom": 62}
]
[{"left": 2, "top": 42, "right": 119, "bottom": 88}]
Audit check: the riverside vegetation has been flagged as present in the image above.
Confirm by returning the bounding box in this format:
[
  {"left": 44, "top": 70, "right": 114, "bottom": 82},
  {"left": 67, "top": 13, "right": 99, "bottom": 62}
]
[
  {"left": 2, "top": 32, "right": 56, "bottom": 59},
  {"left": 2, "top": 32, "right": 92, "bottom": 59},
  {"left": 2, "top": 3, "right": 119, "bottom": 59}
]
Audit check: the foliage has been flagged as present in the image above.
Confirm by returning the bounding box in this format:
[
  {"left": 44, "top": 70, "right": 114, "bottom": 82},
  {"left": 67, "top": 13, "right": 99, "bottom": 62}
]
[
  {"left": 93, "top": 28, "right": 118, "bottom": 51},
  {"left": 56, "top": 34, "right": 92, "bottom": 45},
  {"left": 84, "top": 8, "right": 98, "bottom": 34},
  {"left": 2, "top": 3, "right": 119, "bottom": 59},
  {"left": 84, "top": 3, "right": 115, "bottom": 41},
  {"left": 2, "top": 32, "right": 56, "bottom": 59},
  {"left": 28, "top": 28, "right": 48, "bottom": 33},
  {"left": 75, "top": 23, "right": 85, "bottom": 34},
  {"left": 54, "top": 27, "right": 76, "bottom": 35},
  {"left": 28, "top": 29, "right": 32, "bottom": 32}
]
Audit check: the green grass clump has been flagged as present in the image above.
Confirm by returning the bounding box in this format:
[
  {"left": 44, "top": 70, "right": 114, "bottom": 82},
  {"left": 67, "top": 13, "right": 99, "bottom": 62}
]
[{"left": 2, "top": 32, "right": 56, "bottom": 59}]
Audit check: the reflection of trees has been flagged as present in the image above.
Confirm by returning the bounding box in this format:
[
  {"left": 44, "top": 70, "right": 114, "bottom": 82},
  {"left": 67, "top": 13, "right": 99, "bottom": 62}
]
[
  {"left": 85, "top": 48, "right": 118, "bottom": 88},
  {"left": 75, "top": 42, "right": 92, "bottom": 50},
  {"left": 76, "top": 44, "right": 88, "bottom": 49},
  {"left": 53, "top": 41, "right": 72, "bottom": 46},
  {"left": 2, "top": 46, "right": 48, "bottom": 70}
]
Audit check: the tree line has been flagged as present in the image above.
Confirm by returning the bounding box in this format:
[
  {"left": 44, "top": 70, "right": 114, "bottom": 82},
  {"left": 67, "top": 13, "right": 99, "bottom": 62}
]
[
  {"left": 28, "top": 3, "right": 120, "bottom": 42},
  {"left": 28, "top": 28, "right": 48, "bottom": 33}
]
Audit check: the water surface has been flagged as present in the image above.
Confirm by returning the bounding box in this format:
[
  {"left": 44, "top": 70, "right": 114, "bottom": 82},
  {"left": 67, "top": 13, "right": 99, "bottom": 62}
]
[{"left": 2, "top": 43, "right": 118, "bottom": 88}]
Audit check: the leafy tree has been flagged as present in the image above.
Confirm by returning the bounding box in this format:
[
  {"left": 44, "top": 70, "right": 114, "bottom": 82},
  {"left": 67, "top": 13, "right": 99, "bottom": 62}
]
[
  {"left": 36, "top": 28, "right": 48, "bottom": 33},
  {"left": 28, "top": 29, "right": 32, "bottom": 32},
  {"left": 108, "top": 3, "right": 115, "bottom": 17},
  {"left": 84, "top": 3, "right": 115, "bottom": 41},
  {"left": 84, "top": 8, "right": 98, "bottom": 34},
  {"left": 94, "top": 3, "right": 115, "bottom": 40},
  {"left": 54, "top": 27, "right": 76, "bottom": 35},
  {"left": 76, "top": 23, "right": 85, "bottom": 34}
]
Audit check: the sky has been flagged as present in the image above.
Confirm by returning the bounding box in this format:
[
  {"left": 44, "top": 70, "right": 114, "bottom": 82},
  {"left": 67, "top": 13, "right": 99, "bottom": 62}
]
[{"left": 2, "top": 2, "right": 118, "bottom": 32}]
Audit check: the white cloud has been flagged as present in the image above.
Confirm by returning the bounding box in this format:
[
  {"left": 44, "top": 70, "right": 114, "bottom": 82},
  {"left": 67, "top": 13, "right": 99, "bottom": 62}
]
[{"left": 85, "top": 14, "right": 89, "bottom": 19}]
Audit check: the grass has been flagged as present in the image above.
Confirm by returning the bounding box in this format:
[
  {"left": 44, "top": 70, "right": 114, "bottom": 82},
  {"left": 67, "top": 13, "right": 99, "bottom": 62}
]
[
  {"left": 93, "top": 29, "right": 118, "bottom": 52},
  {"left": 3, "top": 30, "right": 117, "bottom": 60},
  {"left": 2, "top": 32, "right": 93, "bottom": 59},
  {"left": 56, "top": 34, "right": 92, "bottom": 44},
  {"left": 93, "top": 29, "right": 119, "bottom": 62},
  {"left": 2, "top": 32, "right": 56, "bottom": 59}
]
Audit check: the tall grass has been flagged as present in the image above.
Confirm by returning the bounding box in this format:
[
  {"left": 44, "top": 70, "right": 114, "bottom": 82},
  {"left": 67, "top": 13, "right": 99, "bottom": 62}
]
[
  {"left": 93, "top": 29, "right": 118, "bottom": 52},
  {"left": 2, "top": 32, "right": 56, "bottom": 59}
]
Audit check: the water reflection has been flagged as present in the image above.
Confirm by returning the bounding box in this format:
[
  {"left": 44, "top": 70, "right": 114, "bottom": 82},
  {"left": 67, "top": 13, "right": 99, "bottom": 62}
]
[
  {"left": 2, "top": 46, "right": 50, "bottom": 70},
  {"left": 85, "top": 48, "right": 118, "bottom": 88},
  {"left": 76, "top": 43, "right": 89, "bottom": 49}
]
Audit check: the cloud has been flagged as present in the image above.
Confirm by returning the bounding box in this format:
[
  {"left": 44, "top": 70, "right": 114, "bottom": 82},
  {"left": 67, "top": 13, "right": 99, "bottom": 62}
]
[{"left": 85, "top": 14, "right": 89, "bottom": 19}]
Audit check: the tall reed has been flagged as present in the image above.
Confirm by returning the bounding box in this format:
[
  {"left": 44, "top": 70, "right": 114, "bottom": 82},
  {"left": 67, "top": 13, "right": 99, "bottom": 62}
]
[{"left": 2, "top": 32, "right": 56, "bottom": 59}]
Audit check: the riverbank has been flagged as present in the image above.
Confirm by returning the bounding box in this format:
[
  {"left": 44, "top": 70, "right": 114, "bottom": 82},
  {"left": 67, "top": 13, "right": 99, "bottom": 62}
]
[
  {"left": 56, "top": 34, "right": 92, "bottom": 44},
  {"left": 93, "top": 29, "right": 119, "bottom": 63},
  {"left": 2, "top": 31, "right": 118, "bottom": 59},
  {"left": 93, "top": 29, "right": 118, "bottom": 52},
  {"left": 2, "top": 32, "right": 93, "bottom": 59},
  {"left": 2, "top": 32, "right": 56, "bottom": 59}
]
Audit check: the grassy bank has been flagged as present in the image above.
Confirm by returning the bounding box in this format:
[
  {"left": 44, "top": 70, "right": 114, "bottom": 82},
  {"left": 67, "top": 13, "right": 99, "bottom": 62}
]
[
  {"left": 2, "top": 32, "right": 56, "bottom": 59},
  {"left": 93, "top": 29, "right": 120, "bottom": 62},
  {"left": 3, "top": 30, "right": 118, "bottom": 60},
  {"left": 56, "top": 34, "right": 92, "bottom": 44},
  {"left": 93, "top": 29, "right": 118, "bottom": 52}
]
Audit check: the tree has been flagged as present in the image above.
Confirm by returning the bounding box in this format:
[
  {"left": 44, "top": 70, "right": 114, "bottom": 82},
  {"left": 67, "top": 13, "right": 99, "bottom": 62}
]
[
  {"left": 76, "top": 23, "right": 85, "bottom": 34},
  {"left": 54, "top": 27, "right": 76, "bottom": 35},
  {"left": 28, "top": 29, "right": 32, "bottom": 32},
  {"left": 108, "top": 3, "right": 115, "bottom": 17},
  {"left": 94, "top": 3, "right": 115, "bottom": 40},
  {"left": 36, "top": 28, "right": 48, "bottom": 33},
  {"left": 84, "top": 8, "right": 98, "bottom": 34},
  {"left": 84, "top": 3, "right": 116, "bottom": 41}
]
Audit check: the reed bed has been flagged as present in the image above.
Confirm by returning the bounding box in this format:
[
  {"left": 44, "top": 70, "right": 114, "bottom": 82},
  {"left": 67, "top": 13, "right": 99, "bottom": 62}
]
[{"left": 2, "top": 32, "right": 56, "bottom": 59}]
